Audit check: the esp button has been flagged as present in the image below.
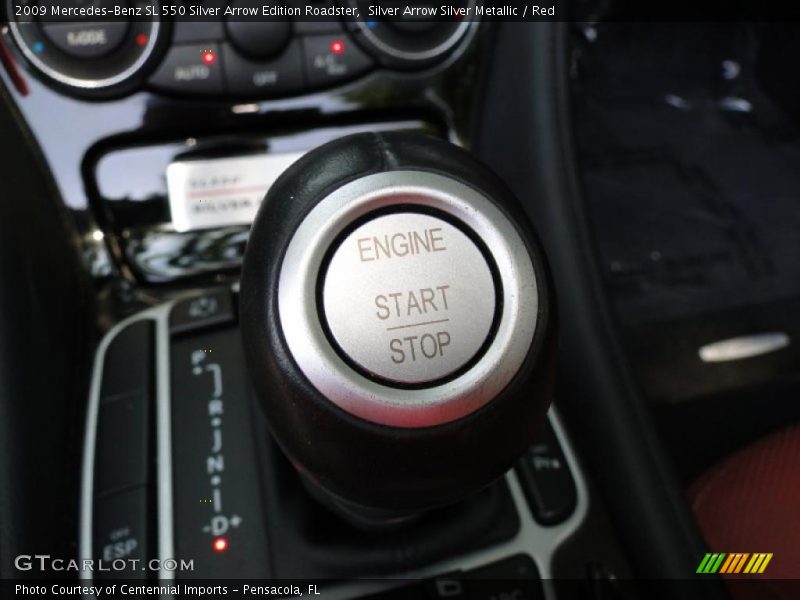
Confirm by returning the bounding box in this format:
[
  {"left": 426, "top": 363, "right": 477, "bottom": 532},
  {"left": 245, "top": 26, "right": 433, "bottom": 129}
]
[
  {"left": 302, "top": 34, "right": 373, "bottom": 88},
  {"left": 93, "top": 487, "right": 150, "bottom": 579}
]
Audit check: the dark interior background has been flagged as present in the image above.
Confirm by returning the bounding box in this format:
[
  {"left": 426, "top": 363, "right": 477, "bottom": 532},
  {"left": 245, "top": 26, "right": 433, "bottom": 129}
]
[{"left": 569, "top": 22, "right": 800, "bottom": 483}]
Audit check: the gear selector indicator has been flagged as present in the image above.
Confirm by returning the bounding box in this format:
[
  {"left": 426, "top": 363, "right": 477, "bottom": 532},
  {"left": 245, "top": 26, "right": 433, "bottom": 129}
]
[{"left": 321, "top": 212, "right": 497, "bottom": 386}]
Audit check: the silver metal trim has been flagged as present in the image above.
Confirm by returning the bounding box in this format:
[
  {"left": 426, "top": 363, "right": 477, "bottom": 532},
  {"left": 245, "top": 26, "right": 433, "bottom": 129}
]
[
  {"left": 81, "top": 296, "right": 588, "bottom": 596},
  {"left": 7, "top": 10, "right": 161, "bottom": 90},
  {"left": 79, "top": 304, "right": 175, "bottom": 584},
  {"left": 278, "top": 171, "right": 539, "bottom": 428},
  {"left": 699, "top": 332, "right": 790, "bottom": 363},
  {"left": 352, "top": 3, "right": 478, "bottom": 63}
]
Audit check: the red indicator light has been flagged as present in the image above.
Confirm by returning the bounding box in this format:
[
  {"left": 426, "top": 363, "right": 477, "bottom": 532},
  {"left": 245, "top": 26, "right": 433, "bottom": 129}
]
[
  {"left": 201, "top": 50, "right": 217, "bottom": 65},
  {"left": 329, "top": 40, "right": 345, "bottom": 56},
  {"left": 213, "top": 537, "right": 228, "bottom": 552},
  {"left": 135, "top": 33, "right": 148, "bottom": 47}
]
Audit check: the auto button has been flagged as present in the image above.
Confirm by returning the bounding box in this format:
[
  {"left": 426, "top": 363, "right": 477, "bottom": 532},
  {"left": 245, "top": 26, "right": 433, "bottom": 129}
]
[
  {"left": 149, "top": 43, "right": 224, "bottom": 95},
  {"left": 321, "top": 212, "right": 497, "bottom": 386}
]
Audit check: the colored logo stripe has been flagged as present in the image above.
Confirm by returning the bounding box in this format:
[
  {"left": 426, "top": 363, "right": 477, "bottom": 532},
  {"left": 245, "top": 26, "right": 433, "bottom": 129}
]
[
  {"left": 720, "top": 553, "right": 749, "bottom": 573},
  {"left": 697, "top": 553, "right": 773, "bottom": 574},
  {"left": 719, "top": 554, "right": 736, "bottom": 573},
  {"left": 697, "top": 553, "right": 726, "bottom": 573},
  {"left": 744, "top": 553, "right": 773, "bottom": 574}
]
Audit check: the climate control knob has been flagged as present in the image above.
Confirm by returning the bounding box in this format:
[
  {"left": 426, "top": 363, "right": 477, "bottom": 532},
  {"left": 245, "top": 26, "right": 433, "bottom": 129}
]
[
  {"left": 6, "top": 0, "right": 168, "bottom": 98},
  {"left": 345, "top": 0, "right": 477, "bottom": 68}
]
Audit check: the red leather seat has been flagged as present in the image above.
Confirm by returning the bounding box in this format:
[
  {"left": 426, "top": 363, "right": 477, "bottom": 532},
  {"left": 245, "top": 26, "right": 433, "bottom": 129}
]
[{"left": 688, "top": 425, "right": 800, "bottom": 599}]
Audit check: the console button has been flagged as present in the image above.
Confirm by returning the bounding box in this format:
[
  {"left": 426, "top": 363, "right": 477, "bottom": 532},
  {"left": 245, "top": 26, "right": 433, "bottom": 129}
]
[
  {"left": 223, "top": 40, "right": 304, "bottom": 96},
  {"left": 321, "top": 212, "right": 497, "bottom": 386},
  {"left": 150, "top": 43, "right": 224, "bottom": 95},
  {"left": 95, "top": 393, "right": 151, "bottom": 497},
  {"left": 294, "top": 19, "right": 345, "bottom": 36},
  {"left": 170, "top": 289, "right": 236, "bottom": 334},
  {"left": 302, "top": 34, "right": 373, "bottom": 88},
  {"left": 93, "top": 487, "right": 150, "bottom": 579},
  {"left": 173, "top": 21, "right": 226, "bottom": 44},
  {"left": 515, "top": 422, "right": 578, "bottom": 525},
  {"left": 465, "top": 555, "right": 543, "bottom": 600},
  {"left": 41, "top": 22, "right": 129, "bottom": 60},
  {"left": 293, "top": 0, "right": 345, "bottom": 35},
  {"left": 226, "top": 8, "right": 292, "bottom": 59},
  {"left": 467, "top": 554, "right": 540, "bottom": 579},
  {"left": 100, "top": 321, "right": 154, "bottom": 401},
  {"left": 425, "top": 576, "right": 467, "bottom": 599}
]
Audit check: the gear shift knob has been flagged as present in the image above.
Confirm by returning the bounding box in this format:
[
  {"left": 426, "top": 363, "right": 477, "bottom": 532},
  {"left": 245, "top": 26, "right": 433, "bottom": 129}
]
[{"left": 240, "top": 132, "right": 555, "bottom": 524}]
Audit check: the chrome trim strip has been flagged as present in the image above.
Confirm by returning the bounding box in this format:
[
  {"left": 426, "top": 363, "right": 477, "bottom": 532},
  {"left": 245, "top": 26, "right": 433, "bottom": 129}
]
[
  {"left": 155, "top": 305, "right": 176, "bottom": 582},
  {"left": 351, "top": 2, "right": 478, "bottom": 63},
  {"left": 699, "top": 332, "right": 790, "bottom": 363},
  {"left": 79, "top": 304, "right": 175, "bottom": 585}
]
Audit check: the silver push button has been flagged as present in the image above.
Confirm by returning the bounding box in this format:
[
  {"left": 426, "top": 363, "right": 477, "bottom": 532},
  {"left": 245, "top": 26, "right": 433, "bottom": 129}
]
[{"left": 322, "top": 212, "right": 496, "bottom": 386}]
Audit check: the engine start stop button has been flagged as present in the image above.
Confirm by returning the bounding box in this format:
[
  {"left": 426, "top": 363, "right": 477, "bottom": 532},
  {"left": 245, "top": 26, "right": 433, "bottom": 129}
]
[{"left": 321, "top": 211, "right": 497, "bottom": 386}]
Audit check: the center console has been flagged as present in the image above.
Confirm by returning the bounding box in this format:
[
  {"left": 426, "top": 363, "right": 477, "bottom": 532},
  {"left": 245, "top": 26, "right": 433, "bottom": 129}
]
[
  {"left": 82, "top": 291, "right": 586, "bottom": 596},
  {"left": 1, "top": 10, "right": 601, "bottom": 598}
]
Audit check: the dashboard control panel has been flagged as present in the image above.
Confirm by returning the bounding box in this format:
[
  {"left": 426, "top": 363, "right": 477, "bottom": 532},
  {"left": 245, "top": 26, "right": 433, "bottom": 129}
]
[
  {"left": 1, "top": 5, "right": 486, "bottom": 290},
  {"left": 148, "top": 22, "right": 376, "bottom": 97},
  {"left": 5, "top": 3, "right": 478, "bottom": 99}
]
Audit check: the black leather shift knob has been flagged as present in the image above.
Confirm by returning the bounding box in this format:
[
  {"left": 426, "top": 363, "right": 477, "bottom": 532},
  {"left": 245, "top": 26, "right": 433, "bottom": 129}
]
[{"left": 240, "top": 132, "right": 555, "bottom": 519}]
